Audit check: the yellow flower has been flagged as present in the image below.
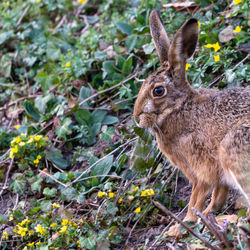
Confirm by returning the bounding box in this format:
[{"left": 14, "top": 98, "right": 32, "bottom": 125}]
[
  {"left": 79, "top": 218, "right": 83, "bottom": 223},
  {"left": 98, "top": 191, "right": 107, "bottom": 197},
  {"left": 233, "top": 0, "right": 242, "bottom": 4},
  {"left": 19, "top": 217, "right": 31, "bottom": 226},
  {"left": 27, "top": 242, "right": 35, "bottom": 247},
  {"left": 50, "top": 223, "right": 57, "bottom": 228},
  {"left": 37, "top": 155, "right": 42, "bottom": 160},
  {"left": 134, "top": 207, "right": 141, "bottom": 213},
  {"left": 14, "top": 125, "right": 20, "bottom": 130},
  {"left": 78, "top": 0, "right": 86, "bottom": 4},
  {"left": 118, "top": 197, "right": 123, "bottom": 203},
  {"left": 213, "top": 42, "right": 220, "bottom": 52},
  {"left": 9, "top": 214, "right": 14, "bottom": 221},
  {"left": 109, "top": 192, "right": 114, "bottom": 198},
  {"left": 23, "top": 247, "right": 27, "bottom": 250},
  {"left": 36, "top": 241, "right": 41, "bottom": 246},
  {"left": 35, "top": 224, "right": 46, "bottom": 235},
  {"left": 27, "top": 138, "right": 34, "bottom": 144},
  {"left": 185, "top": 63, "right": 191, "bottom": 71},
  {"left": 2, "top": 231, "right": 8, "bottom": 240},
  {"left": 12, "top": 145, "right": 18, "bottom": 153},
  {"left": 133, "top": 186, "right": 139, "bottom": 192},
  {"left": 52, "top": 203, "right": 60, "bottom": 209},
  {"left": 21, "top": 133, "right": 27, "bottom": 137},
  {"left": 59, "top": 225, "right": 68, "bottom": 234},
  {"left": 19, "top": 142, "right": 25, "bottom": 147},
  {"left": 34, "top": 135, "right": 42, "bottom": 141},
  {"left": 70, "top": 221, "right": 77, "bottom": 228},
  {"left": 214, "top": 55, "right": 220, "bottom": 62},
  {"left": 233, "top": 26, "right": 242, "bottom": 33},
  {"left": 36, "top": 0, "right": 41, "bottom": 3},
  {"left": 28, "top": 230, "right": 34, "bottom": 236},
  {"left": 204, "top": 43, "right": 213, "bottom": 49},
  {"left": 6, "top": 1, "right": 10, "bottom": 6},
  {"left": 197, "top": 21, "right": 200, "bottom": 28},
  {"left": 147, "top": 189, "right": 155, "bottom": 195},
  {"left": 141, "top": 190, "right": 147, "bottom": 197},
  {"left": 61, "top": 219, "right": 69, "bottom": 226},
  {"left": 9, "top": 151, "right": 14, "bottom": 159},
  {"left": 33, "top": 159, "right": 39, "bottom": 164},
  {"left": 16, "top": 225, "right": 28, "bottom": 237},
  {"left": 65, "top": 62, "right": 71, "bottom": 67}
]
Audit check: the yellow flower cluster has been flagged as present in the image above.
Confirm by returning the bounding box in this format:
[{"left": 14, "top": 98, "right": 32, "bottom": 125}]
[
  {"left": 2, "top": 231, "right": 8, "bottom": 240},
  {"left": 134, "top": 207, "right": 141, "bottom": 213},
  {"left": 141, "top": 189, "right": 155, "bottom": 197},
  {"left": 65, "top": 61, "right": 71, "bottom": 67},
  {"left": 78, "top": 0, "right": 86, "bottom": 4},
  {"left": 33, "top": 155, "right": 42, "bottom": 164},
  {"left": 35, "top": 224, "right": 46, "bottom": 235},
  {"left": 233, "top": 26, "right": 242, "bottom": 33},
  {"left": 14, "top": 225, "right": 28, "bottom": 237},
  {"left": 233, "top": 0, "right": 242, "bottom": 5},
  {"left": 204, "top": 42, "right": 221, "bottom": 52},
  {"left": 52, "top": 203, "right": 60, "bottom": 209},
  {"left": 98, "top": 190, "right": 115, "bottom": 198},
  {"left": 204, "top": 42, "right": 221, "bottom": 62}
]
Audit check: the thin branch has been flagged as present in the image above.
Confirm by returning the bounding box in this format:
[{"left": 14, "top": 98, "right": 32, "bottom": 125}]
[
  {"left": 17, "top": 5, "right": 31, "bottom": 26},
  {"left": 0, "top": 158, "right": 14, "bottom": 196},
  {"left": 208, "top": 53, "right": 249, "bottom": 87},
  {"left": 66, "top": 137, "right": 138, "bottom": 187},
  {"left": 152, "top": 200, "right": 218, "bottom": 250},
  {"left": 38, "top": 170, "right": 67, "bottom": 188},
  {"left": 78, "top": 71, "right": 138, "bottom": 107}
]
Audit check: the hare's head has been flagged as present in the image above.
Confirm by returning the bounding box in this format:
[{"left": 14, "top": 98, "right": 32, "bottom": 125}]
[{"left": 134, "top": 10, "right": 199, "bottom": 130}]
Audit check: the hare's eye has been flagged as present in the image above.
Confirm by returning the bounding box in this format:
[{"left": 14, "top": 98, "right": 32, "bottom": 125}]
[{"left": 153, "top": 86, "right": 165, "bottom": 97}]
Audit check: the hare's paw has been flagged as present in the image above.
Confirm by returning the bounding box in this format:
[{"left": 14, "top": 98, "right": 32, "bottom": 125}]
[{"left": 165, "top": 223, "right": 182, "bottom": 237}]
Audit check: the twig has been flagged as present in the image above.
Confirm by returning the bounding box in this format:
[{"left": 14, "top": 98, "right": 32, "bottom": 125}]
[
  {"left": 208, "top": 53, "right": 249, "bottom": 87},
  {"left": 52, "top": 15, "right": 67, "bottom": 34},
  {"left": 0, "top": 95, "right": 40, "bottom": 112},
  {"left": 238, "top": 224, "right": 250, "bottom": 249},
  {"left": 17, "top": 5, "right": 31, "bottom": 26},
  {"left": 66, "top": 137, "right": 138, "bottom": 187},
  {"left": 0, "top": 158, "right": 14, "bottom": 196},
  {"left": 152, "top": 200, "right": 218, "bottom": 250},
  {"left": 78, "top": 71, "right": 138, "bottom": 107},
  {"left": 76, "top": 174, "right": 122, "bottom": 182},
  {"left": 193, "top": 208, "right": 232, "bottom": 249},
  {"left": 38, "top": 170, "right": 67, "bottom": 188},
  {"left": 81, "top": 15, "right": 90, "bottom": 34}
]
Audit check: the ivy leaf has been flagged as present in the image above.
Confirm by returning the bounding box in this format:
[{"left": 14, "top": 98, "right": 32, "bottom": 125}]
[
  {"left": 43, "top": 187, "right": 57, "bottom": 198},
  {"left": 31, "top": 176, "right": 43, "bottom": 193},
  {"left": 24, "top": 100, "right": 41, "bottom": 121},
  {"left": 9, "top": 173, "right": 27, "bottom": 195},
  {"left": 40, "top": 200, "right": 52, "bottom": 212},
  {"left": 115, "top": 22, "right": 133, "bottom": 35}
]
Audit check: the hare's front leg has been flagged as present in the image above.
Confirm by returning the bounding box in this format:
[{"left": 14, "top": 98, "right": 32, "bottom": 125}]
[
  {"left": 203, "top": 185, "right": 229, "bottom": 216},
  {"left": 184, "top": 182, "right": 210, "bottom": 222}
]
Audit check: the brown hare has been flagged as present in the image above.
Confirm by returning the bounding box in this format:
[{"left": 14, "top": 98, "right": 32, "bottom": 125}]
[{"left": 133, "top": 9, "right": 250, "bottom": 223}]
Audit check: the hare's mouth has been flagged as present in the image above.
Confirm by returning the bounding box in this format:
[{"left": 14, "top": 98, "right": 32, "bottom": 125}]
[{"left": 136, "top": 113, "right": 156, "bottom": 129}]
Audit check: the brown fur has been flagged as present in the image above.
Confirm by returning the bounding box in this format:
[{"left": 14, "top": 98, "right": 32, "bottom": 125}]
[{"left": 133, "top": 9, "right": 250, "bottom": 222}]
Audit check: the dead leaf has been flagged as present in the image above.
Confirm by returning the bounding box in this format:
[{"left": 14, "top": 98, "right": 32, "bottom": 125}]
[
  {"left": 219, "top": 25, "right": 234, "bottom": 43},
  {"left": 163, "top": 2, "right": 199, "bottom": 11},
  {"left": 235, "top": 195, "right": 249, "bottom": 209},
  {"left": 215, "top": 214, "right": 238, "bottom": 225},
  {"left": 164, "top": 223, "right": 182, "bottom": 237}
]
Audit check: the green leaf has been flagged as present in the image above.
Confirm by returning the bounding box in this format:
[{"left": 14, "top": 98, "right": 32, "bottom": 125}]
[
  {"left": 35, "top": 71, "right": 60, "bottom": 92},
  {"left": 79, "top": 236, "right": 96, "bottom": 250},
  {"left": 92, "top": 110, "right": 107, "bottom": 124},
  {"left": 126, "top": 35, "right": 138, "bottom": 52},
  {"left": 31, "top": 176, "right": 43, "bottom": 193},
  {"left": 115, "top": 22, "right": 133, "bottom": 35},
  {"left": 74, "top": 110, "right": 92, "bottom": 125},
  {"left": 35, "top": 94, "right": 53, "bottom": 114},
  {"left": 24, "top": 100, "right": 41, "bottom": 121},
  {"left": 122, "top": 55, "right": 133, "bottom": 75},
  {"left": 9, "top": 173, "right": 26, "bottom": 195},
  {"left": 238, "top": 209, "right": 247, "bottom": 217},
  {"left": 49, "top": 156, "right": 69, "bottom": 169},
  {"left": 0, "top": 30, "right": 14, "bottom": 45},
  {"left": 102, "top": 115, "right": 119, "bottom": 125},
  {"left": 61, "top": 187, "right": 78, "bottom": 201},
  {"left": 79, "top": 87, "right": 92, "bottom": 107},
  {"left": 55, "top": 117, "right": 72, "bottom": 139},
  {"left": 143, "top": 42, "right": 155, "bottom": 55},
  {"left": 0, "top": 214, "right": 8, "bottom": 224},
  {"left": 40, "top": 200, "right": 52, "bottom": 212},
  {"left": 43, "top": 187, "right": 57, "bottom": 198},
  {"left": 92, "top": 155, "right": 113, "bottom": 181}
]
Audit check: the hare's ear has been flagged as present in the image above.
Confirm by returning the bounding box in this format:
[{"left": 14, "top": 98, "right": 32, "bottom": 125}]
[
  {"left": 149, "top": 9, "right": 170, "bottom": 64},
  {"left": 168, "top": 18, "right": 199, "bottom": 83}
]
